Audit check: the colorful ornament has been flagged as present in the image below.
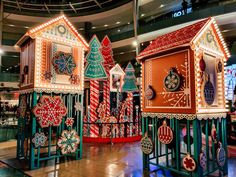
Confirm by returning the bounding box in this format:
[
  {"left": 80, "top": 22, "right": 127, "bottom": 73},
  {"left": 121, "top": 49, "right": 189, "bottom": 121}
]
[
  {"left": 145, "top": 85, "right": 155, "bottom": 100},
  {"left": 32, "top": 132, "right": 47, "bottom": 148},
  {"left": 33, "top": 96, "right": 67, "bottom": 128},
  {"left": 183, "top": 153, "right": 196, "bottom": 172},
  {"left": 216, "top": 142, "right": 226, "bottom": 167},
  {"left": 164, "top": 68, "right": 181, "bottom": 92},
  {"left": 65, "top": 117, "right": 74, "bottom": 127},
  {"left": 158, "top": 120, "right": 173, "bottom": 144},
  {"left": 204, "top": 75, "right": 215, "bottom": 105},
  {"left": 74, "top": 102, "right": 83, "bottom": 111},
  {"left": 199, "top": 150, "right": 207, "bottom": 170},
  {"left": 52, "top": 51, "right": 76, "bottom": 75},
  {"left": 140, "top": 133, "right": 153, "bottom": 155},
  {"left": 70, "top": 75, "right": 80, "bottom": 85},
  {"left": 211, "top": 124, "right": 217, "bottom": 142},
  {"left": 44, "top": 71, "right": 52, "bottom": 80},
  {"left": 57, "top": 129, "right": 80, "bottom": 154},
  {"left": 122, "top": 62, "right": 138, "bottom": 92},
  {"left": 199, "top": 58, "right": 206, "bottom": 72}
]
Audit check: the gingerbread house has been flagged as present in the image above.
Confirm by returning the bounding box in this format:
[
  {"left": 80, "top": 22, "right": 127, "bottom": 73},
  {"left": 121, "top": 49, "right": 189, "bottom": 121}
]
[
  {"left": 15, "top": 15, "right": 88, "bottom": 169},
  {"left": 137, "top": 17, "right": 230, "bottom": 176}
]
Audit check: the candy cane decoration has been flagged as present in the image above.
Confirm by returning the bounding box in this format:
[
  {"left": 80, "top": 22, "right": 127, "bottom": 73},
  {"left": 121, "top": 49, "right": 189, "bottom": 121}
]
[
  {"left": 90, "top": 80, "right": 99, "bottom": 137},
  {"left": 103, "top": 79, "right": 110, "bottom": 116}
]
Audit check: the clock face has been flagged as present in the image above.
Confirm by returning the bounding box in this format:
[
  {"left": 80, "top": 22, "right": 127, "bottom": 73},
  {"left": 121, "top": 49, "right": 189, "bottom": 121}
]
[
  {"left": 207, "top": 32, "right": 213, "bottom": 43},
  {"left": 58, "top": 25, "right": 66, "bottom": 35}
]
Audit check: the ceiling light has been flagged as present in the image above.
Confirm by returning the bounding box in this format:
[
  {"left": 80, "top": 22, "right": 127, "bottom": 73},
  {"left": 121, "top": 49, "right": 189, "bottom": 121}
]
[
  {"left": 24, "top": 26, "right": 29, "bottom": 29},
  {"left": 141, "top": 14, "right": 145, "bottom": 17},
  {"left": 222, "top": 29, "right": 230, "bottom": 33},
  {"left": 120, "top": 52, "right": 124, "bottom": 55},
  {"left": 117, "top": 29, "right": 121, "bottom": 32},
  {"left": 127, "top": 22, "right": 130, "bottom": 25},
  {"left": 8, "top": 24, "right": 15, "bottom": 27},
  {"left": 79, "top": 28, "right": 84, "bottom": 30},
  {"left": 132, "top": 41, "right": 138, "bottom": 46},
  {"left": 0, "top": 48, "right": 4, "bottom": 55},
  {"left": 116, "top": 21, "right": 121, "bottom": 24},
  {"left": 104, "top": 24, "right": 109, "bottom": 27},
  {"left": 92, "top": 26, "right": 96, "bottom": 29},
  {"left": 159, "top": 4, "right": 165, "bottom": 8}
]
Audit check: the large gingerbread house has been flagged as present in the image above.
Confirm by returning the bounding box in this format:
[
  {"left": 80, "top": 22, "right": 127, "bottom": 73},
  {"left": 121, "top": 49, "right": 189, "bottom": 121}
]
[
  {"left": 15, "top": 15, "right": 88, "bottom": 169},
  {"left": 137, "top": 17, "right": 230, "bottom": 176}
]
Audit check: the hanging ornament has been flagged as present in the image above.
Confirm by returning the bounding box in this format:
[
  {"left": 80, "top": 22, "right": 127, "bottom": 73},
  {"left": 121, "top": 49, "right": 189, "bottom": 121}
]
[
  {"left": 140, "top": 132, "right": 153, "bottom": 155},
  {"left": 57, "top": 130, "right": 80, "bottom": 155},
  {"left": 44, "top": 71, "right": 52, "bottom": 80},
  {"left": 65, "top": 117, "right": 74, "bottom": 127},
  {"left": 217, "top": 61, "right": 223, "bottom": 73},
  {"left": 164, "top": 68, "right": 181, "bottom": 92},
  {"left": 204, "top": 74, "right": 215, "bottom": 105},
  {"left": 145, "top": 85, "right": 155, "bottom": 100},
  {"left": 74, "top": 102, "right": 83, "bottom": 111},
  {"left": 199, "top": 58, "right": 206, "bottom": 72},
  {"left": 183, "top": 153, "right": 196, "bottom": 172},
  {"left": 33, "top": 96, "right": 67, "bottom": 128},
  {"left": 216, "top": 142, "right": 226, "bottom": 167},
  {"left": 158, "top": 120, "right": 173, "bottom": 144},
  {"left": 211, "top": 124, "right": 217, "bottom": 142},
  {"left": 70, "top": 75, "right": 80, "bottom": 85},
  {"left": 199, "top": 149, "right": 207, "bottom": 170},
  {"left": 32, "top": 132, "right": 47, "bottom": 148}
]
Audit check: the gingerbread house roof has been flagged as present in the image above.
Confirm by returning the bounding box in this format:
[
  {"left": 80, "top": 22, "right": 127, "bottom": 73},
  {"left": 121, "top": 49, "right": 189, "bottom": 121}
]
[
  {"left": 136, "top": 17, "right": 230, "bottom": 61},
  {"left": 16, "top": 15, "right": 89, "bottom": 50}
]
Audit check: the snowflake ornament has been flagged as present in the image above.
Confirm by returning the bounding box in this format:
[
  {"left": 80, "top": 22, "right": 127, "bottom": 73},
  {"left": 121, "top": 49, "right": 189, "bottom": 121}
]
[
  {"left": 70, "top": 75, "right": 80, "bottom": 85},
  {"left": 65, "top": 117, "right": 74, "bottom": 127},
  {"left": 33, "top": 96, "right": 67, "bottom": 128},
  {"left": 183, "top": 153, "right": 196, "bottom": 172},
  {"left": 57, "top": 129, "right": 80, "bottom": 154},
  {"left": 52, "top": 51, "right": 76, "bottom": 75},
  {"left": 44, "top": 71, "right": 52, "bottom": 80},
  {"left": 74, "top": 102, "right": 83, "bottom": 111},
  {"left": 32, "top": 132, "right": 47, "bottom": 148},
  {"left": 164, "top": 69, "right": 181, "bottom": 92}
]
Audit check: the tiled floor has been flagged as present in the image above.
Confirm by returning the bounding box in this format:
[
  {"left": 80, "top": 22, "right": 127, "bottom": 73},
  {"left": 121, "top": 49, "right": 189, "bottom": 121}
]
[{"left": 0, "top": 140, "right": 235, "bottom": 177}]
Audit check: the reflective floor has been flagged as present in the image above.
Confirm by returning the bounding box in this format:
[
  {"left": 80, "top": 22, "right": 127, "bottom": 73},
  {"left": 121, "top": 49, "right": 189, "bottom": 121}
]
[{"left": 0, "top": 141, "right": 235, "bottom": 177}]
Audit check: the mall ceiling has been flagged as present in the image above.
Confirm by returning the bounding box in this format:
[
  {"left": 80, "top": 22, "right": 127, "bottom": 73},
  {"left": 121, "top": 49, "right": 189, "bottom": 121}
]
[{"left": 2, "top": 0, "right": 132, "bottom": 16}]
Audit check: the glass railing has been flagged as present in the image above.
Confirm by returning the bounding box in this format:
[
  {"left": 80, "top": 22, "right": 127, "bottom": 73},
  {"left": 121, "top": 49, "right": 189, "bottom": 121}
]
[{"left": 92, "top": 1, "right": 236, "bottom": 43}]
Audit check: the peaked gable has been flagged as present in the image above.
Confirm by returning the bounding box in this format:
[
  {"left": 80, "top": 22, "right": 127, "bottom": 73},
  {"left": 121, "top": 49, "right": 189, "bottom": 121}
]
[
  {"left": 16, "top": 15, "right": 88, "bottom": 50},
  {"left": 110, "top": 64, "right": 125, "bottom": 74},
  {"left": 137, "top": 18, "right": 210, "bottom": 60}
]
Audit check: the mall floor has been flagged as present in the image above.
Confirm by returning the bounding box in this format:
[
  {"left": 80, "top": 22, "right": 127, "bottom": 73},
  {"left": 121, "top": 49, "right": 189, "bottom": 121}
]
[{"left": 0, "top": 141, "right": 236, "bottom": 177}]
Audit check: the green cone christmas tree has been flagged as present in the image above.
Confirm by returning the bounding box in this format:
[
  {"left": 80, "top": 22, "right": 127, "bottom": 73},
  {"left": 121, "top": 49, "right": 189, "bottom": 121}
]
[
  {"left": 84, "top": 35, "right": 107, "bottom": 79},
  {"left": 122, "top": 62, "right": 138, "bottom": 92}
]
